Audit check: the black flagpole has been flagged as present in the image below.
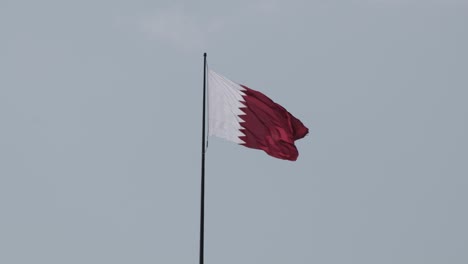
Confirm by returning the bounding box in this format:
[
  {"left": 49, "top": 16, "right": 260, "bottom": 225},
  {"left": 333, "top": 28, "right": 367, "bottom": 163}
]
[{"left": 199, "top": 52, "right": 207, "bottom": 264}]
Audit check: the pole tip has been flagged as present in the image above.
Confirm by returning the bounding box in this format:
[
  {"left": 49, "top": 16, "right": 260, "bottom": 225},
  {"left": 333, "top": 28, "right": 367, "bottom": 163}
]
[{"left": 204, "top": 52, "right": 207, "bottom": 57}]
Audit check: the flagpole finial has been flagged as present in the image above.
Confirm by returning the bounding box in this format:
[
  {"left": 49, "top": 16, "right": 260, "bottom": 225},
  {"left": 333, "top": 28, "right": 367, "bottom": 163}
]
[{"left": 204, "top": 52, "right": 207, "bottom": 57}]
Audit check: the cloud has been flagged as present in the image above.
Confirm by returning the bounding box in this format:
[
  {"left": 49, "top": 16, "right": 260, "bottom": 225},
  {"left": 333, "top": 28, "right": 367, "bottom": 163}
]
[
  {"left": 250, "top": 0, "right": 281, "bottom": 15},
  {"left": 360, "top": 0, "right": 467, "bottom": 4},
  {"left": 139, "top": 5, "right": 206, "bottom": 51},
  {"left": 138, "top": 1, "right": 281, "bottom": 51}
]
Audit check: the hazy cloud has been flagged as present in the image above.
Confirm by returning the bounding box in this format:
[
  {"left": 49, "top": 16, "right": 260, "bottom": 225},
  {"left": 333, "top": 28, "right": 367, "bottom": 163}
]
[
  {"left": 139, "top": 5, "right": 206, "bottom": 50},
  {"left": 138, "top": 1, "right": 281, "bottom": 51},
  {"left": 360, "top": 0, "right": 468, "bottom": 4}
]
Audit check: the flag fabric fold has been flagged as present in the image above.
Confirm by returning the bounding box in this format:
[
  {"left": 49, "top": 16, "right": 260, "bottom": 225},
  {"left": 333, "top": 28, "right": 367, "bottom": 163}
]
[{"left": 208, "top": 70, "right": 308, "bottom": 161}]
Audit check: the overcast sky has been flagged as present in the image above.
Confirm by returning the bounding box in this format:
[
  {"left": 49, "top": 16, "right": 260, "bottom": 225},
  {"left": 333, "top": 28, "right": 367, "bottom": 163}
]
[{"left": 1, "top": 0, "right": 468, "bottom": 263}]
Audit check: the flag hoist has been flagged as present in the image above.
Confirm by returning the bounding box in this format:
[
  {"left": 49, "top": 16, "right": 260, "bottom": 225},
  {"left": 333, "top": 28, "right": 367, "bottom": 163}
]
[{"left": 199, "top": 53, "right": 308, "bottom": 264}]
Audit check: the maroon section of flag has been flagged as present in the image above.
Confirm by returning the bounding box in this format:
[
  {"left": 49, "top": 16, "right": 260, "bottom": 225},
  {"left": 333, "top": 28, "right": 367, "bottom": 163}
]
[{"left": 238, "top": 85, "right": 308, "bottom": 161}]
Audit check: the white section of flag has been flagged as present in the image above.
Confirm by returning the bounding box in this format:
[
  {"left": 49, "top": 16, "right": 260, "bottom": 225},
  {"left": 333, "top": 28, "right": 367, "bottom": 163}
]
[{"left": 207, "top": 70, "right": 246, "bottom": 144}]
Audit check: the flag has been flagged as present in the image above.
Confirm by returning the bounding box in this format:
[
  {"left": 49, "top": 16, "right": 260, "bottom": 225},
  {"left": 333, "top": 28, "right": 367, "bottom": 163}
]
[{"left": 207, "top": 70, "right": 309, "bottom": 161}]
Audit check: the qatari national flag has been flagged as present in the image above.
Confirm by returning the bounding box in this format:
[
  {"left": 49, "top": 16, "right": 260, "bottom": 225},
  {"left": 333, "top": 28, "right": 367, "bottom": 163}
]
[{"left": 208, "top": 70, "right": 309, "bottom": 161}]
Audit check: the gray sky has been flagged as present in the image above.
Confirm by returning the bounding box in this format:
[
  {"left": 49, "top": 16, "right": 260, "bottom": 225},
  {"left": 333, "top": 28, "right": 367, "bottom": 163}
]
[{"left": 1, "top": 0, "right": 468, "bottom": 263}]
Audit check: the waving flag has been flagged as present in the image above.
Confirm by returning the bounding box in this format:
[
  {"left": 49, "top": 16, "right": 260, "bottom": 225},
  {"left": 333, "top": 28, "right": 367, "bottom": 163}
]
[{"left": 207, "top": 70, "right": 308, "bottom": 161}]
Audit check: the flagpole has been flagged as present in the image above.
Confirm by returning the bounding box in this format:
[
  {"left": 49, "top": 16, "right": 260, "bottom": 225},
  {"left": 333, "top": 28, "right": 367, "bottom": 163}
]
[{"left": 199, "top": 52, "right": 207, "bottom": 264}]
